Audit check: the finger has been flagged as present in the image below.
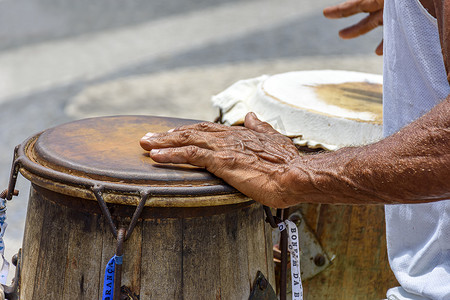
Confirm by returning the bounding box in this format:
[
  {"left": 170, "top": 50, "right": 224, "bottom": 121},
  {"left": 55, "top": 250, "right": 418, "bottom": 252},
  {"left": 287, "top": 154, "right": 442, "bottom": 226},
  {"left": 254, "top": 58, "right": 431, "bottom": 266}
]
[
  {"left": 149, "top": 146, "right": 214, "bottom": 167},
  {"left": 324, "top": 0, "right": 383, "bottom": 18},
  {"left": 170, "top": 121, "right": 242, "bottom": 133},
  {"left": 244, "top": 112, "right": 280, "bottom": 135},
  {"left": 338, "top": 10, "right": 383, "bottom": 39},
  {"left": 140, "top": 130, "right": 212, "bottom": 150},
  {"left": 323, "top": 0, "right": 366, "bottom": 19},
  {"left": 375, "top": 39, "right": 383, "bottom": 55}
]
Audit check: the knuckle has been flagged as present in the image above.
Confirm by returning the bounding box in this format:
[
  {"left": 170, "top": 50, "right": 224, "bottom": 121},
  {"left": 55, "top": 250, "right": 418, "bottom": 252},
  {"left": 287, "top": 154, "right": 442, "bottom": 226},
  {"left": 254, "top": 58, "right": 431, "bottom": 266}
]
[
  {"left": 259, "top": 121, "right": 272, "bottom": 129},
  {"left": 198, "top": 122, "right": 215, "bottom": 130},
  {"left": 185, "top": 145, "right": 200, "bottom": 157},
  {"left": 180, "top": 130, "right": 195, "bottom": 143}
]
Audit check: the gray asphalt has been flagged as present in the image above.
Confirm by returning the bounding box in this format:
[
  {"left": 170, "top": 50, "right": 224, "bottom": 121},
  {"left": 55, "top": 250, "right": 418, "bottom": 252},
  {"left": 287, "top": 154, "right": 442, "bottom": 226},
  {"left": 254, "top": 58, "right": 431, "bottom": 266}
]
[{"left": 0, "top": 0, "right": 383, "bottom": 283}]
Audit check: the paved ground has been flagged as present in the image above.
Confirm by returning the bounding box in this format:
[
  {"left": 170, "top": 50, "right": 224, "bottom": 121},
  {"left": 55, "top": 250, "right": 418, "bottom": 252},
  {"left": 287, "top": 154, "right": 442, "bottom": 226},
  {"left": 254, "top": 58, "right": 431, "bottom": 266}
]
[{"left": 0, "top": 0, "right": 383, "bottom": 283}]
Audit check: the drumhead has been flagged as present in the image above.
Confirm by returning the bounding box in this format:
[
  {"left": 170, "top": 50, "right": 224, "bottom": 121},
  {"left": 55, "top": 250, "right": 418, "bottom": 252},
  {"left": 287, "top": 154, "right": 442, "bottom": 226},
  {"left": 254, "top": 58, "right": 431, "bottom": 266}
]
[
  {"left": 18, "top": 115, "right": 249, "bottom": 207},
  {"left": 33, "top": 115, "right": 218, "bottom": 184}
]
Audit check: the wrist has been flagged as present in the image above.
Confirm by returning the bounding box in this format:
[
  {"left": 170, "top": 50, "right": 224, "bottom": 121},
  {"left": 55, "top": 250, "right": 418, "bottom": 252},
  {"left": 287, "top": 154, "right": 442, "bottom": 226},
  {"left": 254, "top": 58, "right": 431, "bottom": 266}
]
[{"left": 286, "top": 147, "right": 383, "bottom": 205}]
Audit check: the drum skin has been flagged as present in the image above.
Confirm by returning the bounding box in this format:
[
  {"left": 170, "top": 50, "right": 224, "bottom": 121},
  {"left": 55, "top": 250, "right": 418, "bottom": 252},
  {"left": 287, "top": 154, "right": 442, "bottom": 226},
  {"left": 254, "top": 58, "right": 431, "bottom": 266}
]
[{"left": 17, "top": 115, "right": 275, "bottom": 299}]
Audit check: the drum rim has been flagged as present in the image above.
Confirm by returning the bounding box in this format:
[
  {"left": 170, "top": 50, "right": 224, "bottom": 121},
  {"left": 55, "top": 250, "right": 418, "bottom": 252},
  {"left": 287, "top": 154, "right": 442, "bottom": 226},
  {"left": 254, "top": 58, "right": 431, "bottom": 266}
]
[{"left": 16, "top": 133, "right": 252, "bottom": 206}]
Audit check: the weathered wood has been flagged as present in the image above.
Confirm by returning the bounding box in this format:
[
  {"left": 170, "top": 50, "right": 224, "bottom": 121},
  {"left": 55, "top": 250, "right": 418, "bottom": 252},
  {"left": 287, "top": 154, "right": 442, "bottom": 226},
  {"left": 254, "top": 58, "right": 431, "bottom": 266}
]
[
  {"left": 246, "top": 205, "right": 276, "bottom": 292},
  {"left": 21, "top": 187, "right": 105, "bottom": 299},
  {"left": 264, "top": 221, "right": 276, "bottom": 289},
  {"left": 296, "top": 203, "right": 322, "bottom": 233},
  {"left": 31, "top": 188, "right": 70, "bottom": 299},
  {"left": 295, "top": 203, "right": 398, "bottom": 300},
  {"left": 20, "top": 188, "right": 45, "bottom": 300},
  {"left": 62, "top": 206, "right": 103, "bottom": 300},
  {"left": 18, "top": 115, "right": 273, "bottom": 299},
  {"left": 182, "top": 214, "right": 221, "bottom": 299},
  {"left": 217, "top": 209, "right": 249, "bottom": 299},
  {"left": 20, "top": 187, "right": 273, "bottom": 299},
  {"left": 140, "top": 218, "right": 183, "bottom": 299},
  {"left": 120, "top": 221, "right": 142, "bottom": 296}
]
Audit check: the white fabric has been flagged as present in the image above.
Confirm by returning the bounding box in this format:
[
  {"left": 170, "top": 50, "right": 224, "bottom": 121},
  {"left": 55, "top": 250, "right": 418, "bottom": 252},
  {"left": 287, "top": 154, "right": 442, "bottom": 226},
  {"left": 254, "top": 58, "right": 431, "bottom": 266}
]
[
  {"left": 212, "top": 70, "right": 383, "bottom": 150},
  {"left": 383, "top": 0, "right": 450, "bottom": 299},
  {"left": 212, "top": 75, "right": 269, "bottom": 126}
]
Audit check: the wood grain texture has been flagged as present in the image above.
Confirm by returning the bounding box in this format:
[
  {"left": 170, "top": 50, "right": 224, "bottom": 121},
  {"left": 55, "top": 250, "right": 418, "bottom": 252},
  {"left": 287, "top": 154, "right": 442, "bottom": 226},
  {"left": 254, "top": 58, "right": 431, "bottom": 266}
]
[
  {"left": 62, "top": 207, "right": 103, "bottom": 300},
  {"left": 121, "top": 221, "right": 142, "bottom": 295},
  {"left": 295, "top": 203, "right": 398, "bottom": 300},
  {"left": 19, "top": 188, "right": 45, "bottom": 300},
  {"left": 246, "top": 205, "right": 276, "bottom": 292},
  {"left": 20, "top": 188, "right": 272, "bottom": 299},
  {"left": 182, "top": 214, "right": 221, "bottom": 299},
  {"left": 140, "top": 218, "right": 183, "bottom": 299},
  {"left": 217, "top": 209, "right": 250, "bottom": 299},
  {"left": 31, "top": 188, "right": 70, "bottom": 299}
]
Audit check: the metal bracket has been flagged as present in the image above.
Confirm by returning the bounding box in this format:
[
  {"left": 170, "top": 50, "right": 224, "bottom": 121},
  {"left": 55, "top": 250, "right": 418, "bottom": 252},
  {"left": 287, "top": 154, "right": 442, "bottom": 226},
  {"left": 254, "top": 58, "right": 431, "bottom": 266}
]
[
  {"left": 91, "top": 186, "right": 150, "bottom": 239},
  {"left": 248, "top": 271, "right": 277, "bottom": 300},
  {"left": 1, "top": 146, "right": 21, "bottom": 201},
  {"left": 272, "top": 211, "right": 330, "bottom": 280},
  {"left": 91, "top": 187, "right": 150, "bottom": 300},
  {"left": 263, "top": 206, "right": 289, "bottom": 300}
]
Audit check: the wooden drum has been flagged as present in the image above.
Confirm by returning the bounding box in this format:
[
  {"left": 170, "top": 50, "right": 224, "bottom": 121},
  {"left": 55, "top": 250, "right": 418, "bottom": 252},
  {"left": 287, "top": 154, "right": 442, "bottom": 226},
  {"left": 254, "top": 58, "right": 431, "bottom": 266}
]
[
  {"left": 14, "top": 115, "right": 275, "bottom": 299},
  {"left": 214, "top": 70, "right": 399, "bottom": 299}
]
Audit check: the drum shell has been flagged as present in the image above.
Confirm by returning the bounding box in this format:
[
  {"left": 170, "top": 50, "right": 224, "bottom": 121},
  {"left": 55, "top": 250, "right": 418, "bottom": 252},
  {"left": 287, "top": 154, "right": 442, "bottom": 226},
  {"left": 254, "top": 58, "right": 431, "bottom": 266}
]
[
  {"left": 20, "top": 184, "right": 275, "bottom": 299},
  {"left": 13, "top": 115, "right": 274, "bottom": 299},
  {"left": 292, "top": 202, "right": 397, "bottom": 299}
]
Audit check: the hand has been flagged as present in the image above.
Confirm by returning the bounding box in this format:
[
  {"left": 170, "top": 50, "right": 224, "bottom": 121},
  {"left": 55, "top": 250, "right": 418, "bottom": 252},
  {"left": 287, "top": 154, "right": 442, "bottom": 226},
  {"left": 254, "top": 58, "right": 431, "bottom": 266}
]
[
  {"left": 140, "top": 112, "right": 301, "bottom": 208},
  {"left": 323, "top": 0, "right": 384, "bottom": 55}
]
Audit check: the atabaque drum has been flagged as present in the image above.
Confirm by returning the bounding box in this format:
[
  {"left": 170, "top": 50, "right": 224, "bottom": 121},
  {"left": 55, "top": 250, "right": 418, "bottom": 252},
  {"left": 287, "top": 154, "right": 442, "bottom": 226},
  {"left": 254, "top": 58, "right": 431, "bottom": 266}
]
[
  {"left": 213, "top": 70, "right": 398, "bottom": 299},
  {"left": 15, "top": 115, "right": 275, "bottom": 299}
]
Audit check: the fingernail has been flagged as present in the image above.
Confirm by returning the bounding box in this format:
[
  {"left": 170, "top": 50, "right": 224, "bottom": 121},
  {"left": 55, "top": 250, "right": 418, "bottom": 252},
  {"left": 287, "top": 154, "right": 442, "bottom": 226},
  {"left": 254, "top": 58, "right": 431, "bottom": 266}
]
[
  {"left": 142, "top": 132, "right": 155, "bottom": 139},
  {"left": 150, "top": 149, "right": 161, "bottom": 155},
  {"left": 168, "top": 128, "right": 175, "bottom": 133}
]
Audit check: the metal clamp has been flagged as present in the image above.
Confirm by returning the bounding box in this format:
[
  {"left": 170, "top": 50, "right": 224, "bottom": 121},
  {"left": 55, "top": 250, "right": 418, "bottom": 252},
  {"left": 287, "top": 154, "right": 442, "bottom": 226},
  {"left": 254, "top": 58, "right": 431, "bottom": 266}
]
[
  {"left": 2, "top": 146, "right": 21, "bottom": 201},
  {"left": 249, "top": 271, "right": 277, "bottom": 300},
  {"left": 0, "top": 147, "right": 22, "bottom": 300},
  {"left": 92, "top": 185, "right": 118, "bottom": 237},
  {"left": 91, "top": 186, "right": 150, "bottom": 239}
]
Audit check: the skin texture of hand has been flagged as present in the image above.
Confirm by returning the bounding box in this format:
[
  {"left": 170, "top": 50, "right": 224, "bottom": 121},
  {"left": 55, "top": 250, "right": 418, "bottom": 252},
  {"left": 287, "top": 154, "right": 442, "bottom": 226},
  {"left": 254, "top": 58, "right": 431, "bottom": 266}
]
[
  {"left": 323, "top": 0, "right": 384, "bottom": 55},
  {"left": 140, "top": 0, "right": 450, "bottom": 208},
  {"left": 140, "top": 113, "right": 303, "bottom": 207},
  {"left": 140, "top": 99, "right": 450, "bottom": 208},
  {"left": 287, "top": 97, "right": 450, "bottom": 206}
]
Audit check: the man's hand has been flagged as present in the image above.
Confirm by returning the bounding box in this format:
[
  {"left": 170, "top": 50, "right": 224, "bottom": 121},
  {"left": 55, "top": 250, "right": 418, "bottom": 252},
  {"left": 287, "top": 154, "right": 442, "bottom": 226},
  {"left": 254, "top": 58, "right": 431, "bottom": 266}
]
[
  {"left": 323, "top": 0, "right": 384, "bottom": 55},
  {"left": 140, "top": 112, "right": 301, "bottom": 208},
  {"left": 140, "top": 98, "right": 450, "bottom": 207}
]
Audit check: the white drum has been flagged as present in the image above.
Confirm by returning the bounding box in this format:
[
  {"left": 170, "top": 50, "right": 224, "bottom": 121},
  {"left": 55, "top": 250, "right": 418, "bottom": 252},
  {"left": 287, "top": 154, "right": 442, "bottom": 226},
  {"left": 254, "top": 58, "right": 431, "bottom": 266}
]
[{"left": 213, "top": 70, "right": 383, "bottom": 150}]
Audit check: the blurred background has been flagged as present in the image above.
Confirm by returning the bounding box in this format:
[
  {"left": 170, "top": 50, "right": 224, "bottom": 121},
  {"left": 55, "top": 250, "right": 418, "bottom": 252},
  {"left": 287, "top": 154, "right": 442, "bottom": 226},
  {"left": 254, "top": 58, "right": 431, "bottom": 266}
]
[{"left": 0, "top": 0, "right": 382, "bottom": 282}]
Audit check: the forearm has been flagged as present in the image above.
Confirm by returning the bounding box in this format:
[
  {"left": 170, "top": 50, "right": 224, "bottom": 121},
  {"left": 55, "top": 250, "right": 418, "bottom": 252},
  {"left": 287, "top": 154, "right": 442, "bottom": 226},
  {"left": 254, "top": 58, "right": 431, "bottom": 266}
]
[{"left": 286, "top": 97, "right": 450, "bottom": 205}]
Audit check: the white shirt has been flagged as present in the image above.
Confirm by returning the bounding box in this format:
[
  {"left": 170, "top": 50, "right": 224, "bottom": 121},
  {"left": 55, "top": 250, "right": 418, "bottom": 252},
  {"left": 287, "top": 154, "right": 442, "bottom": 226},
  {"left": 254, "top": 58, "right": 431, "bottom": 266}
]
[{"left": 383, "top": 0, "right": 450, "bottom": 299}]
